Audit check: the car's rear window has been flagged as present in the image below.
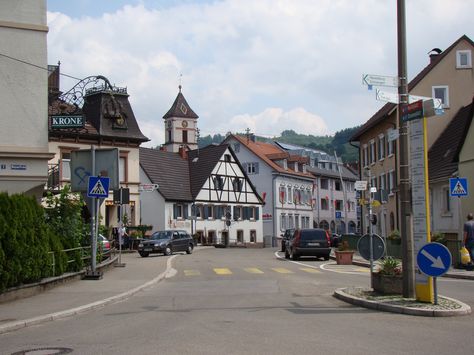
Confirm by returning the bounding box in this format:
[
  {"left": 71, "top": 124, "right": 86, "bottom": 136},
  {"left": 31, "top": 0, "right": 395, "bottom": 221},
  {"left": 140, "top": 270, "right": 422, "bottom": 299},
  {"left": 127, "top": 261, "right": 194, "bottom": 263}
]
[{"left": 301, "top": 230, "right": 327, "bottom": 241}]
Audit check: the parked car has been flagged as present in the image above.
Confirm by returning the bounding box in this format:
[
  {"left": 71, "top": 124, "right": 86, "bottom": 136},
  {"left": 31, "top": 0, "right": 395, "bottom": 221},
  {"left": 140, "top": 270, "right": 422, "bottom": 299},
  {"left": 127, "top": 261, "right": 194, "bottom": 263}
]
[
  {"left": 98, "top": 234, "right": 111, "bottom": 255},
  {"left": 138, "top": 230, "right": 194, "bottom": 257},
  {"left": 285, "top": 228, "right": 331, "bottom": 261},
  {"left": 280, "top": 228, "right": 295, "bottom": 252}
]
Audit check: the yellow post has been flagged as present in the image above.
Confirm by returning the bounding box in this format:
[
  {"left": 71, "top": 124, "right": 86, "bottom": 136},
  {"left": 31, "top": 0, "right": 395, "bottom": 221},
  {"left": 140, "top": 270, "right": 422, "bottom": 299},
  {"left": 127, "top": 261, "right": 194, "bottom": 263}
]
[{"left": 416, "top": 117, "right": 434, "bottom": 302}]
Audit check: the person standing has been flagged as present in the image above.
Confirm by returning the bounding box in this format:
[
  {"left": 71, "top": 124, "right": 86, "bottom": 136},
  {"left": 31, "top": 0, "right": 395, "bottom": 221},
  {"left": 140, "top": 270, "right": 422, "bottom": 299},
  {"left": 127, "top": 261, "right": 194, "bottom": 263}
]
[{"left": 463, "top": 213, "right": 474, "bottom": 266}]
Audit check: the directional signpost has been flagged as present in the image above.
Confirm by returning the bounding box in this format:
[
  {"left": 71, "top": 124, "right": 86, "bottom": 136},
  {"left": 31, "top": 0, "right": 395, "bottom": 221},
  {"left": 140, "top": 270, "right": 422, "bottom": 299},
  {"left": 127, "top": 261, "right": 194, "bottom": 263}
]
[
  {"left": 363, "top": 74, "right": 399, "bottom": 88},
  {"left": 417, "top": 243, "right": 452, "bottom": 304}
]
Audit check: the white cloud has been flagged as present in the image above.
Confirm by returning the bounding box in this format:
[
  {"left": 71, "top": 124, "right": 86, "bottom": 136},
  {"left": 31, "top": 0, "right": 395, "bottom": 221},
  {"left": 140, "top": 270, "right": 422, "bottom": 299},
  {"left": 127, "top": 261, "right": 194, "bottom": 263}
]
[
  {"left": 47, "top": 0, "right": 474, "bottom": 147},
  {"left": 227, "top": 107, "right": 329, "bottom": 138}
]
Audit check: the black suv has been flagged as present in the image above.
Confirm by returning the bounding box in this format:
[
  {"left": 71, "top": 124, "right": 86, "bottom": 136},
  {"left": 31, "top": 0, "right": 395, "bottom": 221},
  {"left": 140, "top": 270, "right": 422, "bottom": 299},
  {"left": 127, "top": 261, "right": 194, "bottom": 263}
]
[
  {"left": 285, "top": 228, "right": 331, "bottom": 260},
  {"left": 280, "top": 228, "right": 295, "bottom": 252},
  {"left": 138, "top": 230, "right": 194, "bottom": 257}
]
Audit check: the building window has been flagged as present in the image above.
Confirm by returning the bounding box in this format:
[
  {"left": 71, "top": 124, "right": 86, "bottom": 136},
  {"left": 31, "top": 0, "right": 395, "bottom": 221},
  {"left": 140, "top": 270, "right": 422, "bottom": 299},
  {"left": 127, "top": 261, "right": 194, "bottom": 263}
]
[
  {"left": 387, "top": 136, "right": 395, "bottom": 156},
  {"left": 378, "top": 135, "right": 385, "bottom": 161},
  {"left": 432, "top": 86, "right": 449, "bottom": 108},
  {"left": 233, "top": 143, "right": 240, "bottom": 153},
  {"left": 213, "top": 175, "right": 224, "bottom": 190},
  {"left": 237, "top": 230, "right": 244, "bottom": 243},
  {"left": 335, "top": 200, "right": 343, "bottom": 211},
  {"left": 335, "top": 180, "right": 342, "bottom": 191},
  {"left": 246, "top": 162, "right": 259, "bottom": 175},
  {"left": 193, "top": 204, "right": 203, "bottom": 219},
  {"left": 168, "top": 130, "right": 172, "bottom": 142},
  {"left": 362, "top": 145, "right": 368, "bottom": 168},
  {"left": 295, "top": 214, "right": 300, "bottom": 229},
  {"left": 456, "top": 50, "right": 472, "bottom": 69},
  {"left": 60, "top": 151, "right": 71, "bottom": 181},
  {"left": 371, "top": 176, "right": 377, "bottom": 190},
  {"left": 204, "top": 204, "right": 214, "bottom": 219},
  {"left": 288, "top": 214, "right": 294, "bottom": 229},
  {"left": 389, "top": 170, "right": 396, "bottom": 194},
  {"left": 224, "top": 154, "right": 231, "bottom": 162},
  {"left": 232, "top": 177, "right": 243, "bottom": 192},
  {"left": 287, "top": 186, "right": 293, "bottom": 203},
  {"left": 182, "top": 130, "right": 188, "bottom": 143},
  {"left": 279, "top": 186, "right": 286, "bottom": 204},
  {"left": 233, "top": 206, "right": 242, "bottom": 220},
  {"left": 321, "top": 198, "right": 329, "bottom": 210},
  {"left": 250, "top": 230, "right": 256, "bottom": 243},
  {"left": 379, "top": 173, "right": 386, "bottom": 191},
  {"left": 443, "top": 187, "right": 451, "bottom": 213},
  {"left": 369, "top": 140, "right": 376, "bottom": 165},
  {"left": 119, "top": 156, "right": 127, "bottom": 183},
  {"left": 280, "top": 213, "right": 287, "bottom": 231},
  {"left": 173, "top": 204, "right": 184, "bottom": 219},
  {"left": 320, "top": 178, "right": 329, "bottom": 190}
]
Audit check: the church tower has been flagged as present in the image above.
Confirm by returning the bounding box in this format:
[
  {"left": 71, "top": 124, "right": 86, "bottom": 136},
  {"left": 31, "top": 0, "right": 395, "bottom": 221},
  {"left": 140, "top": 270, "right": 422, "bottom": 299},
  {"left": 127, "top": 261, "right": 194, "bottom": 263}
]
[{"left": 163, "top": 85, "right": 199, "bottom": 152}]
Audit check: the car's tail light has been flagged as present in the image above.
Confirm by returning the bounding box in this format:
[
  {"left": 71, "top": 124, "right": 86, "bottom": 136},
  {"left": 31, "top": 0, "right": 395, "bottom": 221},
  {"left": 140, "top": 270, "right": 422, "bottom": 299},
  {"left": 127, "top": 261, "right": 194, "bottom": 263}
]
[{"left": 326, "top": 232, "right": 331, "bottom": 247}]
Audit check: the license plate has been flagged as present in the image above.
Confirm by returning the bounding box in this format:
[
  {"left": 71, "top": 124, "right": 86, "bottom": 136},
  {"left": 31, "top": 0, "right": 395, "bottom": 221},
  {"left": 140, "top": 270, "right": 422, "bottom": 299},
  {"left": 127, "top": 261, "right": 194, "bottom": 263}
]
[
  {"left": 307, "top": 242, "right": 320, "bottom": 246},
  {"left": 144, "top": 248, "right": 152, "bottom": 251}
]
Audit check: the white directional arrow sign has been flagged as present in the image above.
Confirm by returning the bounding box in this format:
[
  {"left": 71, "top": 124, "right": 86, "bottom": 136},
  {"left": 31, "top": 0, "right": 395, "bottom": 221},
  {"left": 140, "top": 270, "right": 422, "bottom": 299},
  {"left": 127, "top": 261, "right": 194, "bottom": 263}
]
[
  {"left": 363, "top": 74, "right": 399, "bottom": 87},
  {"left": 420, "top": 249, "right": 445, "bottom": 269}
]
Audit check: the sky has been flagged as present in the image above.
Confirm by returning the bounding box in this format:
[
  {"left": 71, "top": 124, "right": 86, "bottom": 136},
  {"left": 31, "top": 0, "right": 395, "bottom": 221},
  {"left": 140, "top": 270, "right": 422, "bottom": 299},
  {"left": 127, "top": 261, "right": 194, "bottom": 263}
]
[{"left": 46, "top": 0, "right": 474, "bottom": 148}]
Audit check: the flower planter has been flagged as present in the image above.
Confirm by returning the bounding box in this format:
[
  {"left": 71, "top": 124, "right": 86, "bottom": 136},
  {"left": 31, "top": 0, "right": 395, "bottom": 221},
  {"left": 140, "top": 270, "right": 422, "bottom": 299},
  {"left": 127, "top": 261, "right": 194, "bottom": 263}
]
[
  {"left": 371, "top": 273, "right": 403, "bottom": 295},
  {"left": 335, "top": 250, "right": 354, "bottom": 265}
]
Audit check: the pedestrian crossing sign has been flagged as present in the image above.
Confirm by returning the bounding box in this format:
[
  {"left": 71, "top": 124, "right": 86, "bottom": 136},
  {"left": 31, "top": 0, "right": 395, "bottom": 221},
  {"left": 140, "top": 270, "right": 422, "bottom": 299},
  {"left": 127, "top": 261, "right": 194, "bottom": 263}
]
[
  {"left": 87, "top": 176, "right": 110, "bottom": 198},
  {"left": 449, "top": 177, "right": 468, "bottom": 197}
]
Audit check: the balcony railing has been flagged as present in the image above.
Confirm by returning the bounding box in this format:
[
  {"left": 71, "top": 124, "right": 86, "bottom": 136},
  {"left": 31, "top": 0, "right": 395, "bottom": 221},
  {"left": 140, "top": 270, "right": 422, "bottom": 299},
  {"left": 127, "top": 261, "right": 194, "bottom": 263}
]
[{"left": 46, "top": 163, "right": 61, "bottom": 193}]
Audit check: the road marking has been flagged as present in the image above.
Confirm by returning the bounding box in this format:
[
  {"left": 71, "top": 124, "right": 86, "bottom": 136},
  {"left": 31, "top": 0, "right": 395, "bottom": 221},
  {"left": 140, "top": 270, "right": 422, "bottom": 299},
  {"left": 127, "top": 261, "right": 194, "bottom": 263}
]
[
  {"left": 356, "top": 268, "right": 370, "bottom": 273},
  {"left": 272, "top": 268, "right": 293, "bottom": 274},
  {"left": 244, "top": 267, "right": 264, "bottom": 274},
  {"left": 184, "top": 270, "right": 201, "bottom": 276},
  {"left": 300, "top": 267, "right": 321, "bottom": 274},
  {"left": 214, "top": 268, "right": 232, "bottom": 275}
]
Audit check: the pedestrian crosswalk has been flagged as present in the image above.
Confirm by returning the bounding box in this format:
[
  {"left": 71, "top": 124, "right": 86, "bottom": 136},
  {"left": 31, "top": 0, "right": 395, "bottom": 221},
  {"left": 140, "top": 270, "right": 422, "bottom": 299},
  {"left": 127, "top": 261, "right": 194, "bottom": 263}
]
[{"left": 181, "top": 267, "right": 322, "bottom": 276}]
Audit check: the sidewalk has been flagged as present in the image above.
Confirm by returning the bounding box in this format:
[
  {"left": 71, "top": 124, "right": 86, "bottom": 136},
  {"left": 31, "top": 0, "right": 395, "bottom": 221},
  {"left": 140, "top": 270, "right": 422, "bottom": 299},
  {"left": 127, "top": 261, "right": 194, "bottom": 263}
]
[{"left": 0, "top": 252, "right": 173, "bottom": 334}]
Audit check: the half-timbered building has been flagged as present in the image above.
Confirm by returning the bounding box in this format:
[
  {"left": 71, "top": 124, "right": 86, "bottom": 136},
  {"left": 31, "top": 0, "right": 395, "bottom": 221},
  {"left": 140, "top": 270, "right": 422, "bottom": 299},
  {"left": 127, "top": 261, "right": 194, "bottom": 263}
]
[{"left": 139, "top": 144, "right": 264, "bottom": 246}]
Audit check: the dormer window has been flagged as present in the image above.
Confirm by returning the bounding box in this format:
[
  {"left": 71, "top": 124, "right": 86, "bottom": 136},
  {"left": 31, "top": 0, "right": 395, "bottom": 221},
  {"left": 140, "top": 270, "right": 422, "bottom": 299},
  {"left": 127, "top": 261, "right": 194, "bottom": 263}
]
[{"left": 283, "top": 159, "right": 288, "bottom": 170}]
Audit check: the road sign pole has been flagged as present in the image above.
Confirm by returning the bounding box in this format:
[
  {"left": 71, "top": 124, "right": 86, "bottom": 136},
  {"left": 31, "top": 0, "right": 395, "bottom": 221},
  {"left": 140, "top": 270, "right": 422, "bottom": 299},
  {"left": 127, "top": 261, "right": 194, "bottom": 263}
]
[
  {"left": 434, "top": 277, "right": 438, "bottom": 305},
  {"left": 91, "top": 146, "right": 96, "bottom": 274}
]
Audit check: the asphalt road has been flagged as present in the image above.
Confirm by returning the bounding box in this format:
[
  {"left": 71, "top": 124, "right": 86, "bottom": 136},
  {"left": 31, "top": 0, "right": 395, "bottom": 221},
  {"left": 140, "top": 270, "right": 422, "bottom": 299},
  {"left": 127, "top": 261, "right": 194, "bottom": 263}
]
[{"left": 1, "top": 248, "right": 473, "bottom": 355}]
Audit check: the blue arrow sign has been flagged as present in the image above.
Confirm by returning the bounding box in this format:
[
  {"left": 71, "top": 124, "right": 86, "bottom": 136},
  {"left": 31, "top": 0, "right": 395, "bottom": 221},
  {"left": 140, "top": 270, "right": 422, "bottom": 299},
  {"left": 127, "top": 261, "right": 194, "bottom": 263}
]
[
  {"left": 87, "top": 176, "right": 110, "bottom": 198},
  {"left": 417, "top": 242, "right": 451, "bottom": 277},
  {"left": 449, "top": 177, "right": 468, "bottom": 197}
]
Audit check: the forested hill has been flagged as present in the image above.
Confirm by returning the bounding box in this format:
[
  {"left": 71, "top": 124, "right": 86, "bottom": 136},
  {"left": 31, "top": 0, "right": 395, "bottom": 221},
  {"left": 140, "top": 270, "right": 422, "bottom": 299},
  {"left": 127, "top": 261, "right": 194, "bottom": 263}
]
[{"left": 198, "top": 126, "right": 361, "bottom": 163}]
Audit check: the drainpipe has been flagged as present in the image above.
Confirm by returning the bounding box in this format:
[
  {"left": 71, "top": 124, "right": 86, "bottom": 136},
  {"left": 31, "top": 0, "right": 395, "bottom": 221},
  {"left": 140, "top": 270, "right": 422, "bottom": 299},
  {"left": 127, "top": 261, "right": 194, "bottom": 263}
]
[{"left": 272, "top": 173, "right": 278, "bottom": 246}]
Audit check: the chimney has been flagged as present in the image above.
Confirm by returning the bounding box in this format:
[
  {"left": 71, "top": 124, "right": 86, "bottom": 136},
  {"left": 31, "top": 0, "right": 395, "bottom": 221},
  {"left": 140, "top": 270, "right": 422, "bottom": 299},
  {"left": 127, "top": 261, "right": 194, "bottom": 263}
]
[
  {"left": 160, "top": 145, "right": 167, "bottom": 151},
  {"left": 428, "top": 48, "right": 442, "bottom": 64},
  {"left": 250, "top": 134, "right": 256, "bottom": 142},
  {"left": 179, "top": 146, "right": 188, "bottom": 159}
]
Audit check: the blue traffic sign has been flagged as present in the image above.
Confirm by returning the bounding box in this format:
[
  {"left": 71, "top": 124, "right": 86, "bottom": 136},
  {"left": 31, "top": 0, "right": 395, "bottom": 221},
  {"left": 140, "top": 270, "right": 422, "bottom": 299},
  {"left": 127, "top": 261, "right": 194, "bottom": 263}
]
[
  {"left": 87, "top": 176, "right": 110, "bottom": 198},
  {"left": 417, "top": 242, "right": 451, "bottom": 277},
  {"left": 335, "top": 211, "right": 342, "bottom": 219},
  {"left": 449, "top": 177, "right": 468, "bottom": 197}
]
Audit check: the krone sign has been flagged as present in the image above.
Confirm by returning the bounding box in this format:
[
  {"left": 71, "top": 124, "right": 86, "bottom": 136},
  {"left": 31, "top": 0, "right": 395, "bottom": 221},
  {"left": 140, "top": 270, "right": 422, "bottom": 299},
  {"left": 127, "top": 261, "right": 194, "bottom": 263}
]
[{"left": 51, "top": 115, "right": 84, "bottom": 129}]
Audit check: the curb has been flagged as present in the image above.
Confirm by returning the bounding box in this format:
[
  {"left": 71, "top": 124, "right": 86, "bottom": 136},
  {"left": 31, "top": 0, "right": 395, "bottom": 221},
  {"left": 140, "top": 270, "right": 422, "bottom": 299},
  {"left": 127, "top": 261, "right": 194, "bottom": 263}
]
[
  {"left": 0, "top": 255, "right": 177, "bottom": 335},
  {"left": 333, "top": 288, "right": 472, "bottom": 317}
]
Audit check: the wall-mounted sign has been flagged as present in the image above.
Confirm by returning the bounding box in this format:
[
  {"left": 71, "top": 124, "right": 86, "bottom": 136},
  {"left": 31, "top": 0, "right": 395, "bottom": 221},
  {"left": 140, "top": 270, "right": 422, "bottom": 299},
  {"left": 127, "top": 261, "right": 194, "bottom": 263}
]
[{"left": 51, "top": 115, "right": 84, "bottom": 129}]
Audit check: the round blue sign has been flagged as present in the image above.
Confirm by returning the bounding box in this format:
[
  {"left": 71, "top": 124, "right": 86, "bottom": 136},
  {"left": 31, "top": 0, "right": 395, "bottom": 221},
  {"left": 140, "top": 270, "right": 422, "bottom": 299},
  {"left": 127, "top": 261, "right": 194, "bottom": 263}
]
[{"left": 417, "top": 242, "right": 451, "bottom": 277}]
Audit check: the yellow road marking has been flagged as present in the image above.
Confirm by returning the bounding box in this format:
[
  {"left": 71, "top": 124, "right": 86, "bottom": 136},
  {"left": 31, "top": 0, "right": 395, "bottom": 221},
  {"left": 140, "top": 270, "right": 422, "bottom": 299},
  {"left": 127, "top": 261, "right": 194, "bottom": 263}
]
[
  {"left": 271, "top": 268, "right": 293, "bottom": 274},
  {"left": 299, "top": 267, "right": 321, "bottom": 274},
  {"left": 244, "top": 267, "right": 264, "bottom": 274},
  {"left": 184, "top": 270, "right": 201, "bottom": 276},
  {"left": 214, "top": 268, "right": 232, "bottom": 275},
  {"left": 356, "top": 268, "right": 370, "bottom": 273}
]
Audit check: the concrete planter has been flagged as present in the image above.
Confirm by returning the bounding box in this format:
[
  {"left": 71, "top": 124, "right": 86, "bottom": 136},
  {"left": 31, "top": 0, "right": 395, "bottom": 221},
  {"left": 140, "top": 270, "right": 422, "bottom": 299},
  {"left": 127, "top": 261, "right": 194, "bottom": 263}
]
[
  {"left": 371, "top": 273, "right": 403, "bottom": 295},
  {"left": 335, "top": 250, "right": 354, "bottom": 265}
]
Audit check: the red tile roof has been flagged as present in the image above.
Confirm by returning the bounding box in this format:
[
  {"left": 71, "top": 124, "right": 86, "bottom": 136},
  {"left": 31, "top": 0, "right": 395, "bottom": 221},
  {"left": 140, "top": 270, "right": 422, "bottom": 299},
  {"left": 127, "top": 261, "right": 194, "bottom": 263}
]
[{"left": 227, "top": 135, "right": 313, "bottom": 179}]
